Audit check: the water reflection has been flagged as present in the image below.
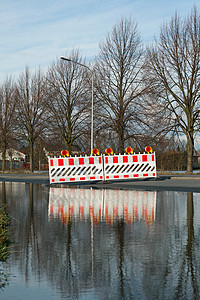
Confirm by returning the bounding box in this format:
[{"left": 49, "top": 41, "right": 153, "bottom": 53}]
[
  {"left": 49, "top": 188, "right": 157, "bottom": 225},
  {"left": 0, "top": 182, "right": 12, "bottom": 289},
  {"left": 0, "top": 182, "right": 199, "bottom": 299},
  {"left": 174, "top": 193, "right": 199, "bottom": 299}
]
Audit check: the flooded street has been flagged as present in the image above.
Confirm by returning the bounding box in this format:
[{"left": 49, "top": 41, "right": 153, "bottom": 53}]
[{"left": 0, "top": 182, "right": 200, "bottom": 299}]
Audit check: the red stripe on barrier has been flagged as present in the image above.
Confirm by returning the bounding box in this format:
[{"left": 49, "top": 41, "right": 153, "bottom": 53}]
[
  {"left": 52, "top": 179, "right": 55, "bottom": 182},
  {"left": 59, "top": 178, "right": 65, "bottom": 181},
  {"left": 142, "top": 155, "right": 147, "bottom": 162},
  {"left": 152, "top": 154, "right": 155, "bottom": 161},
  {"left": 105, "top": 157, "right": 108, "bottom": 164},
  {"left": 124, "top": 175, "right": 129, "bottom": 178},
  {"left": 153, "top": 173, "right": 155, "bottom": 176},
  {"left": 70, "top": 178, "right": 75, "bottom": 181},
  {"left": 90, "top": 176, "right": 95, "bottom": 179},
  {"left": 58, "top": 159, "right": 64, "bottom": 166},
  {"left": 106, "top": 176, "right": 109, "bottom": 179},
  {"left": 114, "top": 175, "right": 119, "bottom": 178},
  {"left": 80, "top": 177, "right": 85, "bottom": 180},
  {"left": 50, "top": 159, "right": 54, "bottom": 166},
  {"left": 113, "top": 156, "right": 118, "bottom": 163},
  {"left": 133, "top": 156, "right": 138, "bottom": 162},
  {"left": 99, "top": 157, "right": 102, "bottom": 164},
  {"left": 123, "top": 156, "right": 128, "bottom": 163},
  {"left": 100, "top": 176, "right": 103, "bottom": 179},
  {"left": 143, "top": 174, "right": 148, "bottom": 177},
  {"left": 89, "top": 157, "right": 94, "bottom": 164},
  {"left": 69, "top": 158, "right": 74, "bottom": 165},
  {"left": 133, "top": 174, "right": 139, "bottom": 177},
  {"left": 79, "top": 158, "right": 84, "bottom": 165}
]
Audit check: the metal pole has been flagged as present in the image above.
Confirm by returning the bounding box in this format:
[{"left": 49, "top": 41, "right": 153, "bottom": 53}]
[
  {"left": 91, "top": 72, "right": 94, "bottom": 155},
  {"left": 60, "top": 56, "right": 94, "bottom": 155}
]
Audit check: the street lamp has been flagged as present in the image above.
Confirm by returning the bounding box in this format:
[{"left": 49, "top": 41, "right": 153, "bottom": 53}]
[{"left": 60, "top": 56, "right": 94, "bottom": 155}]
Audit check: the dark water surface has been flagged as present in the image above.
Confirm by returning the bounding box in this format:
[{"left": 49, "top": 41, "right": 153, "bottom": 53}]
[{"left": 0, "top": 182, "right": 200, "bottom": 299}]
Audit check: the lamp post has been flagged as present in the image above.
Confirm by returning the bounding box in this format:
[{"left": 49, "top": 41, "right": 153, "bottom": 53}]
[{"left": 60, "top": 56, "right": 94, "bottom": 155}]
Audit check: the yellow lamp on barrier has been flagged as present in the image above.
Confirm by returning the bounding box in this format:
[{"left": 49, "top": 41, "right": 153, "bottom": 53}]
[
  {"left": 125, "top": 147, "right": 133, "bottom": 154},
  {"left": 145, "top": 146, "right": 153, "bottom": 153},
  {"left": 92, "top": 148, "right": 100, "bottom": 156},
  {"left": 105, "top": 148, "right": 113, "bottom": 155},
  {"left": 61, "top": 150, "right": 69, "bottom": 157}
]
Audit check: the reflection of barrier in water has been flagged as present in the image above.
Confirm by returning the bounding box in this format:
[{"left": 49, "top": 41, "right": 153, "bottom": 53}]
[{"left": 48, "top": 188, "right": 157, "bottom": 225}]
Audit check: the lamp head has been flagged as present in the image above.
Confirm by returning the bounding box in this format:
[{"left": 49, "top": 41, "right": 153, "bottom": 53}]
[{"left": 60, "top": 56, "right": 71, "bottom": 62}]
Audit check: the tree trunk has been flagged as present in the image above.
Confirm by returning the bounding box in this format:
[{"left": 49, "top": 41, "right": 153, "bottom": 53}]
[
  {"left": 118, "top": 130, "right": 124, "bottom": 154},
  {"left": 10, "top": 158, "right": 13, "bottom": 172},
  {"left": 67, "top": 141, "right": 72, "bottom": 155},
  {"left": 1, "top": 141, "right": 6, "bottom": 172},
  {"left": 38, "top": 142, "right": 41, "bottom": 172},
  {"left": 38, "top": 155, "right": 41, "bottom": 172},
  {"left": 66, "top": 119, "right": 72, "bottom": 154},
  {"left": 186, "top": 132, "right": 194, "bottom": 173},
  {"left": 29, "top": 141, "right": 34, "bottom": 173}
]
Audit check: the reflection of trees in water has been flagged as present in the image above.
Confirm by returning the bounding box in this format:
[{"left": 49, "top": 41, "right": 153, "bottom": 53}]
[
  {"left": 7, "top": 183, "right": 50, "bottom": 286},
  {"left": 174, "top": 193, "right": 199, "bottom": 298},
  {"left": 9, "top": 183, "right": 81, "bottom": 298},
  {"left": 0, "top": 182, "right": 12, "bottom": 289},
  {"left": 25, "top": 183, "right": 41, "bottom": 281},
  {"left": 157, "top": 192, "right": 200, "bottom": 299},
  {"left": 58, "top": 219, "right": 79, "bottom": 298},
  {"left": 1, "top": 182, "right": 6, "bottom": 207},
  {"left": 117, "top": 220, "right": 125, "bottom": 300},
  {"left": 2, "top": 185, "right": 200, "bottom": 299}
]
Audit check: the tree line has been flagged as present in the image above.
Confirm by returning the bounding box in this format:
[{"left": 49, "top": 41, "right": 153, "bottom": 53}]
[{"left": 0, "top": 7, "right": 200, "bottom": 173}]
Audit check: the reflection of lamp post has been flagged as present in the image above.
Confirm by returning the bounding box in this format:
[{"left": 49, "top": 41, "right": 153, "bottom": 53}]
[{"left": 60, "top": 56, "right": 94, "bottom": 155}]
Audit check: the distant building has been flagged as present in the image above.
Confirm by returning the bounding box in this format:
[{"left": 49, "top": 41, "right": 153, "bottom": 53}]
[
  {"left": 0, "top": 148, "right": 25, "bottom": 161},
  {"left": 193, "top": 149, "right": 200, "bottom": 169}
]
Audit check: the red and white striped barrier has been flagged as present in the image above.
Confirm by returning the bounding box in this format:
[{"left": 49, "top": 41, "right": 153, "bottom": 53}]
[
  {"left": 104, "top": 153, "right": 156, "bottom": 180},
  {"left": 48, "top": 153, "right": 157, "bottom": 184},
  {"left": 49, "top": 155, "right": 103, "bottom": 184}
]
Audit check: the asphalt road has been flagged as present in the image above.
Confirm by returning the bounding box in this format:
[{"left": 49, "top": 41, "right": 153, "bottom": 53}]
[{"left": 0, "top": 173, "right": 200, "bottom": 192}]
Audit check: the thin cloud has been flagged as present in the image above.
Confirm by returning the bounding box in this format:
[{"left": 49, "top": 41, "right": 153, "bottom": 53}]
[{"left": 0, "top": 0, "right": 199, "bottom": 82}]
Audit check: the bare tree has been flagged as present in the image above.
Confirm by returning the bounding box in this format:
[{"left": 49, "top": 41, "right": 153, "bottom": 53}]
[
  {"left": 16, "top": 67, "right": 48, "bottom": 172},
  {"left": 95, "top": 17, "right": 144, "bottom": 153},
  {"left": 46, "top": 50, "right": 90, "bottom": 154},
  {"left": 144, "top": 7, "right": 200, "bottom": 173},
  {"left": 0, "top": 77, "right": 17, "bottom": 172}
]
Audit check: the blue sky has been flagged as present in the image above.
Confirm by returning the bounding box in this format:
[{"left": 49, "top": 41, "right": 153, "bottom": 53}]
[{"left": 0, "top": 0, "right": 198, "bottom": 83}]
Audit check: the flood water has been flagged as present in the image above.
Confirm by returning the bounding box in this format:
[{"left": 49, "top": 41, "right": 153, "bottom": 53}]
[{"left": 0, "top": 182, "right": 200, "bottom": 299}]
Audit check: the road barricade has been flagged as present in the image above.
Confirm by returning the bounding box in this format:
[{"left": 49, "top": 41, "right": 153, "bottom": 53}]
[
  {"left": 49, "top": 156, "right": 103, "bottom": 184},
  {"left": 104, "top": 153, "right": 156, "bottom": 180},
  {"left": 48, "top": 153, "right": 156, "bottom": 184}
]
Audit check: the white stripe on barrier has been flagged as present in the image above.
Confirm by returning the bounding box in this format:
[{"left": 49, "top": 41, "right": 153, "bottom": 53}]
[
  {"left": 49, "top": 155, "right": 103, "bottom": 184},
  {"left": 103, "top": 152, "right": 156, "bottom": 180}
]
